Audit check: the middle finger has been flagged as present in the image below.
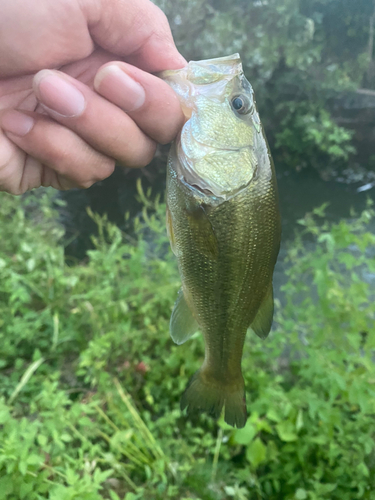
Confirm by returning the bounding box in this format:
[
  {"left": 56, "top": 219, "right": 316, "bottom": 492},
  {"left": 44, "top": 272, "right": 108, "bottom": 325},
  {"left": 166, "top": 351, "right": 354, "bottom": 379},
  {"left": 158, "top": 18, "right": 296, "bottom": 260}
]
[{"left": 93, "top": 61, "right": 185, "bottom": 145}]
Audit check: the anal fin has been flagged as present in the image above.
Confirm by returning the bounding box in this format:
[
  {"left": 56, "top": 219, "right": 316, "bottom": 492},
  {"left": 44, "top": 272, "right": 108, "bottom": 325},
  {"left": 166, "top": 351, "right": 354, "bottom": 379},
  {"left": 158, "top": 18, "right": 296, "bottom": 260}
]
[
  {"left": 249, "top": 282, "right": 275, "bottom": 339},
  {"left": 170, "top": 288, "right": 199, "bottom": 345}
]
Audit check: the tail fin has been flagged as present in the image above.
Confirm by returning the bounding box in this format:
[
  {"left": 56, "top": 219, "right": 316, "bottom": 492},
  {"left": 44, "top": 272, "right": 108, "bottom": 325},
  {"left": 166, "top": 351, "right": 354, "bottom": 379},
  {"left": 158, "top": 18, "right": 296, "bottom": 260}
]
[{"left": 180, "top": 369, "right": 247, "bottom": 428}]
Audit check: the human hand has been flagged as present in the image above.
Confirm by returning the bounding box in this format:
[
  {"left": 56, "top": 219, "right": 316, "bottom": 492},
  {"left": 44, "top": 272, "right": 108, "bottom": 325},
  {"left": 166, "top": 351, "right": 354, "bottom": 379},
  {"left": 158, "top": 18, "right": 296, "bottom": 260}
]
[{"left": 0, "top": 0, "right": 186, "bottom": 194}]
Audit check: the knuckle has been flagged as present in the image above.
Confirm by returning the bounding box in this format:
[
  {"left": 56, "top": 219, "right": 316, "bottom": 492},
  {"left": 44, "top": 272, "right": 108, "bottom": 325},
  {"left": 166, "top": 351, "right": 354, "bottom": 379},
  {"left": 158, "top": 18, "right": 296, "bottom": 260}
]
[
  {"left": 80, "top": 157, "right": 115, "bottom": 188},
  {"left": 5, "top": 185, "right": 26, "bottom": 195},
  {"left": 117, "top": 140, "right": 156, "bottom": 169},
  {"left": 133, "top": 142, "right": 157, "bottom": 168},
  {"left": 95, "top": 157, "right": 116, "bottom": 180},
  {"left": 0, "top": 159, "right": 27, "bottom": 195},
  {"left": 78, "top": 179, "right": 96, "bottom": 189},
  {"left": 157, "top": 127, "right": 178, "bottom": 145}
]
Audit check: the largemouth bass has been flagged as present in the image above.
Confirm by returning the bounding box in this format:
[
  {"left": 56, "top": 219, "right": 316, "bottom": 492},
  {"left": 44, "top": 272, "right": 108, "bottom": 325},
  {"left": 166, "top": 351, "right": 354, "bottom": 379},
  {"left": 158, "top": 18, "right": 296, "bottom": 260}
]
[{"left": 162, "top": 54, "right": 281, "bottom": 428}]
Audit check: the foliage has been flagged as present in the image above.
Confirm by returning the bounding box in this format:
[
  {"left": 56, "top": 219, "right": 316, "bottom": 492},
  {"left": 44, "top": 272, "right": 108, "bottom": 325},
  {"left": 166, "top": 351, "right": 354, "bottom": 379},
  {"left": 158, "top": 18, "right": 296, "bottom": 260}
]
[
  {"left": 0, "top": 189, "right": 374, "bottom": 499},
  {"left": 225, "top": 201, "right": 375, "bottom": 499},
  {"left": 154, "top": 0, "right": 374, "bottom": 174},
  {"left": 274, "top": 104, "right": 356, "bottom": 170}
]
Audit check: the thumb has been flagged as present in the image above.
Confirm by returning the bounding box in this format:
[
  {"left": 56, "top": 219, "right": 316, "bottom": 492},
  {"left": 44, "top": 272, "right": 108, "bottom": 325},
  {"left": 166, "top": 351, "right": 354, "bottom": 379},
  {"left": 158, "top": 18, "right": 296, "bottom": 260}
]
[{"left": 83, "top": 0, "right": 187, "bottom": 73}]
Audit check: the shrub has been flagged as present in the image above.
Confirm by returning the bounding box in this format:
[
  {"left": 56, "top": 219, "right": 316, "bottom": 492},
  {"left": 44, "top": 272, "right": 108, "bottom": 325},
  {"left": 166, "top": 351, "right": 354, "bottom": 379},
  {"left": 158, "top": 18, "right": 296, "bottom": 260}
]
[{"left": 0, "top": 189, "right": 374, "bottom": 499}]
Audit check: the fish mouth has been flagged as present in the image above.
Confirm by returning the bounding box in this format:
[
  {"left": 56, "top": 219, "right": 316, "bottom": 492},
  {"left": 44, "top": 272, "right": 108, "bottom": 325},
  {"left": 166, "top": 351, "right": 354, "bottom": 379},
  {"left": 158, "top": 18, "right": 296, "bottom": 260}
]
[{"left": 160, "top": 53, "right": 244, "bottom": 109}]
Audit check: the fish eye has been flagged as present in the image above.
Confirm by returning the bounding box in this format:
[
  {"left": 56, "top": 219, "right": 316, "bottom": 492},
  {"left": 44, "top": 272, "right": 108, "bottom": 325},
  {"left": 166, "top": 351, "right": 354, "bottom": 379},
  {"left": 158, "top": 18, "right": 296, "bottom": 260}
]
[{"left": 231, "top": 94, "right": 252, "bottom": 115}]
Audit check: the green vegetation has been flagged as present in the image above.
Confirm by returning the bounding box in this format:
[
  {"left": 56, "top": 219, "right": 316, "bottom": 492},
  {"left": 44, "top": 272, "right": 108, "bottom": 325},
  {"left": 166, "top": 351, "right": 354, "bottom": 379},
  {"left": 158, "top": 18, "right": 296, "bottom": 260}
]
[
  {"left": 156, "top": 0, "right": 375, "bottom": 175},
  {"left": 0, "top": 189, "right": 374, "bottom": 499}
]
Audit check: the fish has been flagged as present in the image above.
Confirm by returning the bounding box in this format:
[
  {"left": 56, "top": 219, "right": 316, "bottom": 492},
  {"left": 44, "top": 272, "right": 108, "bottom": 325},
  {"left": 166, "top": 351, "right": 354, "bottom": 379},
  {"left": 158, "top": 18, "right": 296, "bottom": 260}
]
[{"left": 161, "top": 54, "right": 281, "bottom": 428}]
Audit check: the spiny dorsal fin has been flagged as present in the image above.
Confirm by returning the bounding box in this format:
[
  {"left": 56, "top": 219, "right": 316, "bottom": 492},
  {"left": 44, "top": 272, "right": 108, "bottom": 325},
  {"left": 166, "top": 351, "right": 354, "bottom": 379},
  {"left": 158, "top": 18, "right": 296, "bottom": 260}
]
[
  {"left": 170, "top": 288, "right": 199, "bottom": 345},
  {"left": 249, "top": 282, "right": 274, "bottom": 339}
]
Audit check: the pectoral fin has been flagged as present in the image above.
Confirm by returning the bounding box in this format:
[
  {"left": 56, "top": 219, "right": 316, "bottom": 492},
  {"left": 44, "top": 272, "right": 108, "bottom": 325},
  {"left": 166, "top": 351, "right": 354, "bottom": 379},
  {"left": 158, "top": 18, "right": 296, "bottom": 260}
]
[
  {"left": 170, "top": 288, "right": 199, "bottom": 345},
  {"left": 249, "top": 283, "right": 274, "bottom": 339},
  {"left": 186, "top": 205, "right": 218, "bottom": 260}
]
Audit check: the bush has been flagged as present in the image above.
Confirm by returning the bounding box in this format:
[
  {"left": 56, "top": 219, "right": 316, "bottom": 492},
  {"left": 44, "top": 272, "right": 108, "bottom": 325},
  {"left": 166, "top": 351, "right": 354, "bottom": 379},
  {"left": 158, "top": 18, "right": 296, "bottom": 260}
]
[
  {"left": 155, "top": 0, "right": 374, "bottom": 175},
  {"left": 0, "top": 189, "right": 374, "bottom": 499}
]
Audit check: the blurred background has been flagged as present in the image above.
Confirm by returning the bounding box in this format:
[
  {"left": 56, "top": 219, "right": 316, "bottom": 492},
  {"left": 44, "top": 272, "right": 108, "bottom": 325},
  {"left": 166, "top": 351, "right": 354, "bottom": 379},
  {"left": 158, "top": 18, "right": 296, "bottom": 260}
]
[
  {"left": 0, "top": 1, "right": 374, "bottom": 499},
  {"left": 61, "top": 0, "right": 375, "bottom": 258}
]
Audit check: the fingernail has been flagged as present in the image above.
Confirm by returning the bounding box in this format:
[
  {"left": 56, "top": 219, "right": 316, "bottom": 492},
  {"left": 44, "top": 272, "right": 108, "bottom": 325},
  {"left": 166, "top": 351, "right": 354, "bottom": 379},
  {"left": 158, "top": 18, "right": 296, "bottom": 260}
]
[
  {"left": 0, "top": 110, "right": 35, "bottom": 136},
  {"left": 33, "top": 70, "right": 86, "bottom": 117},
  {"left": 94, "top": 65, "right": 146, "bottom": 112}
]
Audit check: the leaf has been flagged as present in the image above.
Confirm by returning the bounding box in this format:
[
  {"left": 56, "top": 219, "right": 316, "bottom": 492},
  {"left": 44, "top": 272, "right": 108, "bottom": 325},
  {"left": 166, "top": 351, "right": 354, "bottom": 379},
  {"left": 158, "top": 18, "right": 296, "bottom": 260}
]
[
  {"left": 232, "top": 421, "right": 257, "bottom": 445},
  {"left": 125, "top": 494, "right": 138, "bottom": 500},
  {"left": 93, "top": 468, "right": 114, "bottom": 484},
  {"left": 66, "top": 467, "right": 79, "bottom": 486},
  {"left": 295, "top": 488, "right": 307, "bottom": 499},
  {"left": 312, "top": 203, "right": 329, "bottom": 217},
  {"left": 318, "top": 483, "right": 337, "bottom": 494},
  {"left": 357, "top": 462, "right": 369, "bottom": 477},
  {"left": 296, "top": 409, "right": 304, "bottom": 431},
  {"left": 317, "top": 232, "right": 335, "bottom": 252},
  {"left": 60, "top": 433, "right": 72, "bottom": 442},
  {"left": 0, "top": 476, "right": 13, "bottom": 498},
  {"left": 255, "top": 418, "right": 273, "bottom": 434},
  {"left": 37, "top": 434, "right": 48, "bottom": 447},
  {"left": 364, "top": 438, "right": 374, "bottom": 455},
  {"left": 0, "top": 406, "right": 11, "bottom": 424},
  {"left": 19, "top": 460, "right": 27, "bottom": 476},
  {"left": 276, "top": 421, "right": 298, "bottom": 442},
  {"left": 26, "top": 454, "right": 43, "bottom": 466},
  {"left": 266, "top": 409, "right": 281, "bottom": 422},
  {"left": 309, "top": 435, "right": 327, "bottom": 445},
  {"left": 8, "top": 358, "right": 45, "bottom": 405},
  {"left": 246, "top": 437, "right": 266, "bottom": 467},
  {"left": 224, "top": 486, "right": 236, "bottom": 496},
  {"left": 19, "top": 481, "right": 33, "bottom": 500}
]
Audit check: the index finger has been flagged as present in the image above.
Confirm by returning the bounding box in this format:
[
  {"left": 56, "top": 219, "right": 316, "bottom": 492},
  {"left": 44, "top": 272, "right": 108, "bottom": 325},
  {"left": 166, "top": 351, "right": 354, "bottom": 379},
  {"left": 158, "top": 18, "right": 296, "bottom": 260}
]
[{"left": 83, "top": 0, "right": 187, "bottom": 73}]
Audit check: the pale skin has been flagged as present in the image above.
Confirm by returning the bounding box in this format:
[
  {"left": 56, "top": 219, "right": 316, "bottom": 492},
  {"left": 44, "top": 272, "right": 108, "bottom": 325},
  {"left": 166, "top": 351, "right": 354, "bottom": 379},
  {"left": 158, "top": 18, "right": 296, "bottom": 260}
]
[{"left": 0, "top": 0, "right": 186, "bottom": 194}]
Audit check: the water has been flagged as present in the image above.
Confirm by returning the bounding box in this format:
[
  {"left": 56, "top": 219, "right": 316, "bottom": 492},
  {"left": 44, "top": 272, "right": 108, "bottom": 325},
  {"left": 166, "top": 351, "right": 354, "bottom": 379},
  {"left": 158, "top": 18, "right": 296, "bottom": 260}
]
[{"left": 59, "top": 157, "right": 375, "bottom": 301}]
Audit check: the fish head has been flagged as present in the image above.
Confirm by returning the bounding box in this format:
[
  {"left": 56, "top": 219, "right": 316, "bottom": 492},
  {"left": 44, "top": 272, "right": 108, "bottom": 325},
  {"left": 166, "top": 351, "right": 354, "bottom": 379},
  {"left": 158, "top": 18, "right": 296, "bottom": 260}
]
[{"left": 161, "top": 54, "right": 262, "bottom": 200}]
